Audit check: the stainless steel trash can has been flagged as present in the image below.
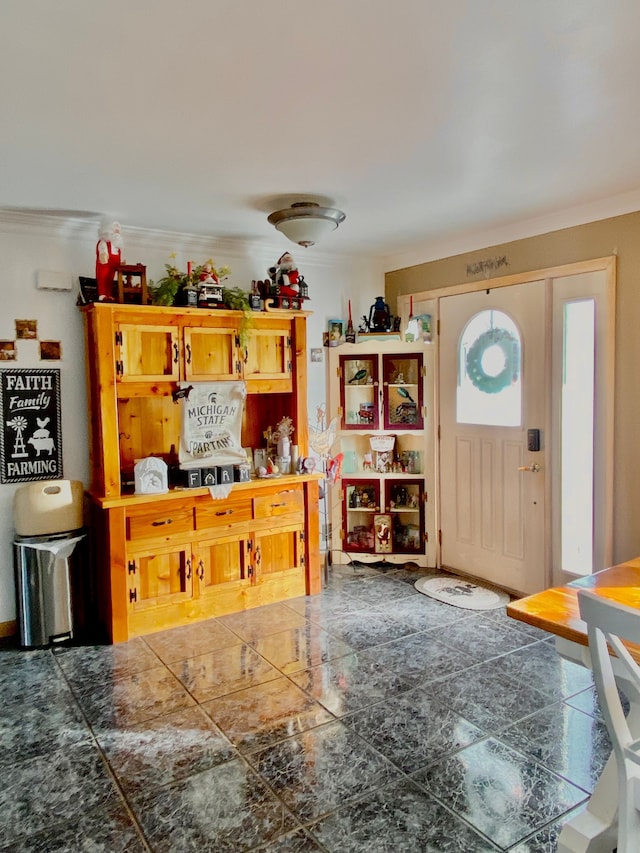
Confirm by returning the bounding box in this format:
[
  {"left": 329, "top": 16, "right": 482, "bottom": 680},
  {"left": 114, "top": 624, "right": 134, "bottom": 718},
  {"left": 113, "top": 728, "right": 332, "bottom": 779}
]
[{"left": 13, "top": 529, "right": 86, "bottom": 649}]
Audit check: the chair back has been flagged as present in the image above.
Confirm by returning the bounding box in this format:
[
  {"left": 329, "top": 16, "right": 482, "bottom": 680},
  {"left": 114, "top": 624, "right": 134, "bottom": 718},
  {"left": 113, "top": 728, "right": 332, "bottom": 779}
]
[{"left": 577, "top": 589, "right": 640, "bottom": 761}]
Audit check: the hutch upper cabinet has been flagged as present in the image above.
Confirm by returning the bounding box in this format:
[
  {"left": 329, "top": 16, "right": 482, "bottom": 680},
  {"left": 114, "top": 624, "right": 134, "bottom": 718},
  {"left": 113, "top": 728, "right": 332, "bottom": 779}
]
[
  {"left": 328, "top": 339, "right": 435, "bottom": 567},
  {"left": 82, "top": 303, "right": 320, "bottom": 642}
]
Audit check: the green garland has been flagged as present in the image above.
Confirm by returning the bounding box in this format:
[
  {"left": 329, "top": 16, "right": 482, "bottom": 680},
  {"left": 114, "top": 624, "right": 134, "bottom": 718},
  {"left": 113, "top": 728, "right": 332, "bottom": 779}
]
[{"left": 465, "top": 328, "right": 520, "bottom": 394}]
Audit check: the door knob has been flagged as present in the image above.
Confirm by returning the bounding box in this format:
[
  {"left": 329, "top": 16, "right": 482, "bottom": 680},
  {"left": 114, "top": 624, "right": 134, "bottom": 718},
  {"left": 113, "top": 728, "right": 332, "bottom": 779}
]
[{"left": 518, "top": 462, "right": 541, "bottom": 473}]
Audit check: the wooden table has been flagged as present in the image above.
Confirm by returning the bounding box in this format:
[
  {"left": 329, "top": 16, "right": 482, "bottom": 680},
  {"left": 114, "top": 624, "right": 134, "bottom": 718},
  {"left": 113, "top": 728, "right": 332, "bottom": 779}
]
[{"left": 507, "top": 558, "right": 640, "bottom": 853}]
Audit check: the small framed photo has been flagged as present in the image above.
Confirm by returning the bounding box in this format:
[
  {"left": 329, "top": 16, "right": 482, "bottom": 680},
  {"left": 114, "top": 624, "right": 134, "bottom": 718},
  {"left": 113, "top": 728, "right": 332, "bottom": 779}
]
[{"left": 327, "top": 319, "right": 344, "bottom": 345}]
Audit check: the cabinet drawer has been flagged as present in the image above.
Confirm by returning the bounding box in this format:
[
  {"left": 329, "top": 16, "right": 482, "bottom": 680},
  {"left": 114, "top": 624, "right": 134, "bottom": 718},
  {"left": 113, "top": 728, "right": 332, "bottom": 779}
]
[
  {"left": 126, "top": 504, "right": 195, "bottom": 541},
  {"left": 253, "top": 488, "right": 304, "bottom": 519},
  {"left": 195, "top": 496, "right": 253, "bottom": 530}
]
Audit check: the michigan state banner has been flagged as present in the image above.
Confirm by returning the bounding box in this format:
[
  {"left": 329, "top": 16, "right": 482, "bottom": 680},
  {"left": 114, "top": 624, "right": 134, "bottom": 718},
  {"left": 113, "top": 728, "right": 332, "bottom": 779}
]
[
  {"left": 0, "top": 368, "right": 63, "bottom": 483},
  {"left": 179, "top": 381, "right": 247, "bottom": 469}
]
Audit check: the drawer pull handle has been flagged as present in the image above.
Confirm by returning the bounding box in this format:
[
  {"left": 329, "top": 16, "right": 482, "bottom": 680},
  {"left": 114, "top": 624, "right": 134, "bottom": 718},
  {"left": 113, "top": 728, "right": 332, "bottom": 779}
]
[
  {"left": 197, "top": 560, "right": 205, "bottom": 581},
  {"left": 186, "top": 558, "right": 192, "bottom": 580},
  {"left": 271, "top": 502, "right": 287, "bottom": 508},
  {"left": 173, "top": 342, "right": 179, "bottom": 363},
  {"left": 279, "top": 489, "right": 295, "bottom": 494},
  {"left": 255, "top": 546, "right": 261, "bottom": 567},
  {"left": 215, "top": 509, "right": 233, "bottom": 516},
  {"left": 185, "top": 343, "right": 192, "bottom": 364},
  {"left": 151, "top": 518, "right": 173, "bottom": 526}
]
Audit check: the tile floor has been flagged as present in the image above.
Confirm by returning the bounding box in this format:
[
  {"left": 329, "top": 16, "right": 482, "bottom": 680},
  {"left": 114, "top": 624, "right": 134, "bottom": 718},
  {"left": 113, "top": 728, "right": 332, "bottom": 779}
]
[{"left": 0, "top": 563, "right": 618, "bottom": 852}]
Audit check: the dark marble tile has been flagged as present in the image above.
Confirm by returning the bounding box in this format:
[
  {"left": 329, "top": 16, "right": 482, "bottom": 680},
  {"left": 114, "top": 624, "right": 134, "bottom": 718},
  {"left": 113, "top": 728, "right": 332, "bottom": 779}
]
[
  {"left": 289, "top": 652, "right": 410, "bottom": 716},
  {"left": 168, "top": 643, "right": 280, "bottom": 702},
  {"left": 130, "top": 758, "right": 297, "bottom": 852},
  {"left": 413, "top": 737, "right": 589, "bottom": 849},
  {"left": 0, "top": 801, "right": 146, "bottom": 853},
  {"left": 0, "top": 688, "right": 91, "bottom": 767},
  {"left": 427, "top": 667, "right": 554, "bottom": 732},
  {"left": 343, "top": 686, "right": 485, "bottom": 773},
  {"left": 143, "top": 618, "right": 241, "bottom": 663},
  {"left": 508, "top": 804, "right": 588, "bottom": 852},
  {"left": 249, "top": 622, "right": 355, "bottom": 673},
  {"left": 485, "top": 606, "right": 552, "bottom": 641},
  {"left": 370, "top": 593, "right": 470, "bottom": 632},
  {"left": 324, "top": 563, "right": 380, "bottom": 584},
  {"left": 340, "top": 574, "right": 419, "bottom": 605},
  {"left": 0, "top": 649, "right": 69, "bottom": 707},
  {"left": 54, "top": 637, "right": 162, "bottom": 690},
  {"left": 565, "top": 683, "right": 630, "bottom": 721},
  {"left": 385, "top": 565, "right": 438, "bottom": 585},
  {"left": 0, "top": 743, "right": 122, "bottom": 844},
  {"left": 202, "top": 676, "right": 334, "bottom": 753},
  {"left": 307, "top": 777, "right": 499, "bottom": 852},
  {"left": 482, "top": 638, "right": 594, "bottom": 701},
  {"left": 258, "top": 828, "right": 324, "bottom": 852},
  {"left": 358, "top": 631, "right": 482, "bottom": 686},
  {"left": 74, "top": 663, "right": 195, "bottom": 729},
  {"left": 97, "top": 704, "right": 235, "bottom": 793},
  {"left": 497, "top": 702, "right": 612, "bottom": 793},
  {"left": 321, "top": 608, "right": 415, "bottom": 650},
  {"left": 283, "top": 589, "right": 374, "bottom": 620},
  {"left": 219, "top": 602, "right": 308, "bottom": 643},
  {"left": 246, "top": 720, "right": 401, "bottom": 823},
  {"left": 425, "top": 613, "right": 541, "bottom": 662}
]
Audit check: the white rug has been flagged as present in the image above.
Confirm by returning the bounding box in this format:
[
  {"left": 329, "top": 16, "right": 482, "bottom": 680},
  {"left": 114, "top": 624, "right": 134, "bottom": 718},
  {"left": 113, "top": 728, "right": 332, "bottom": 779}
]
[{"left": 414, "top": 576, "right": 510, "bottom": 610}]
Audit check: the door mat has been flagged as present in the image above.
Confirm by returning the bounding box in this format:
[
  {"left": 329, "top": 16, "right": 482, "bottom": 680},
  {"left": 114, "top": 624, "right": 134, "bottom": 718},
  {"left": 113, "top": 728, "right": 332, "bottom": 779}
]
[{"left": 414, "top": 576, "right": 510, "bottom": 610}]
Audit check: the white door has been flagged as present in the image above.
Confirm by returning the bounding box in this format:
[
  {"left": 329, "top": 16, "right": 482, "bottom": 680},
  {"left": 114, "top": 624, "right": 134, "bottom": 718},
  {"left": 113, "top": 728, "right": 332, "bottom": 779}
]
[{"left": 439, "top": 281, "right": 547, "bottom": 594}]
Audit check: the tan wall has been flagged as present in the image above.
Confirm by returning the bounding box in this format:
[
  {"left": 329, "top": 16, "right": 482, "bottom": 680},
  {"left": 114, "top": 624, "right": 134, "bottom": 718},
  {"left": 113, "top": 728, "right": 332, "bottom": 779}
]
[{"left": 385, "top": 211, "right": 640, "bottom": 566}]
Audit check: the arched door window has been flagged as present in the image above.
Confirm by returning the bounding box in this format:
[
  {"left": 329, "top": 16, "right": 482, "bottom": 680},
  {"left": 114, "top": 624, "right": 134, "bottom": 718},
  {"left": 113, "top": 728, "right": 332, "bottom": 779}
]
[{"left": 457, "top": 309, "right": 522, "bottom": 426}]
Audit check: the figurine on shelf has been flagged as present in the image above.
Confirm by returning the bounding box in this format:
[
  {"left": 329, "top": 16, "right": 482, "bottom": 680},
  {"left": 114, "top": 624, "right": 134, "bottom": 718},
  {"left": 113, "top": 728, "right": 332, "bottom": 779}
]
[
  {"left": 96, "top": 220, "right": 123, "bottom": 301},
  {"left": 268, "top": 252, "right": 300, "bottom": 297}
]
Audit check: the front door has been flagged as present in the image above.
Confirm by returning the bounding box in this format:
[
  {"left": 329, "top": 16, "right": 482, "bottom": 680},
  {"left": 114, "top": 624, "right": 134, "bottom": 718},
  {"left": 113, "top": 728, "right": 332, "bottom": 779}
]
[{"left": 439, "top": 281, "right": 547, "bottom": 594}]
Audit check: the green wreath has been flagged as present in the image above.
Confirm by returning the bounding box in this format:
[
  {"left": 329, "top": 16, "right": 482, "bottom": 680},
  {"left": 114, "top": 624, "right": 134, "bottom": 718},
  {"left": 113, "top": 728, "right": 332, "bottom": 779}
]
[{"left": 465, "top": 328, "right": 520, "bottom": 394}]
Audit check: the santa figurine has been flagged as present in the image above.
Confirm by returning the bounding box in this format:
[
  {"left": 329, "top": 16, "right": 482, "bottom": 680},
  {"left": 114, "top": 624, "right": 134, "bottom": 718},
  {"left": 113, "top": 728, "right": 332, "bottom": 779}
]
[
  {"left": 96, "top": 220, "right": 123, "bottom": 301},
  {"left": 268, "top": 252, "right": 300, "bottom": 297},
  {"left": 199, "top": 262, "right": 220, "bottom": 284}
]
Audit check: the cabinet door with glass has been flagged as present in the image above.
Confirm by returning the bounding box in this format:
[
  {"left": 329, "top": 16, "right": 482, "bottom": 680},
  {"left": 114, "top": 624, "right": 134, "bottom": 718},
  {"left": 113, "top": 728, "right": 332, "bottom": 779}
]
[
  {"left": 339, "top": 354, "right": 379, "bottom": 429},
  {"left": 385, "top": 479, "right": 424, "bottom": 555},
  {"left": 382, "top": 352, "right": 423, "bottom": 430},
  {"left": 342, "top": 479, "right": 381, "bottom": 553}
]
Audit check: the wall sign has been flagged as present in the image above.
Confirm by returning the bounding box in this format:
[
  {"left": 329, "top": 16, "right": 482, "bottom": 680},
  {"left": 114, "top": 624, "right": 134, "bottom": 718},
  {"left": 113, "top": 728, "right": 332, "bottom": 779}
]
[{"left": 0, "top": 368, "right": 63, "bottom": 483}]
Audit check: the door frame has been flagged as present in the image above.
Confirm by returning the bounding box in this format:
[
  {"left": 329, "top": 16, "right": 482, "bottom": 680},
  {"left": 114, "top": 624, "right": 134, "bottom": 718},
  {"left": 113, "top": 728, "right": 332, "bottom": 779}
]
[{"left": 397, "top": 255, "right": 616, "bottom": 587}]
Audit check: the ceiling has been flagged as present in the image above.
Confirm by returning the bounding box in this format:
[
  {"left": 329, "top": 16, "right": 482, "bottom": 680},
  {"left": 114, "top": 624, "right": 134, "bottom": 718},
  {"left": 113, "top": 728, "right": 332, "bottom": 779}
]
[{"left": 2, "top": 1, "right": 640, "bottom": 264}]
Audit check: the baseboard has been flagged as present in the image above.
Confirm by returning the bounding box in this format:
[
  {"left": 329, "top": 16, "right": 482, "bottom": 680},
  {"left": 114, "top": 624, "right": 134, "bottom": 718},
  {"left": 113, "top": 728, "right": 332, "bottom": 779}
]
[{"left": 0, "top": 620, "right": 17, "bottom": 639}]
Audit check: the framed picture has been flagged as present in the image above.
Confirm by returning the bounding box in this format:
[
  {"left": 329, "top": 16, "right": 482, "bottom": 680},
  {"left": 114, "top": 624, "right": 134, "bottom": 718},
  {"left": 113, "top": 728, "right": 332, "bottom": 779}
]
[
  {"left": 327, "top": 319, "right": 344, "bottom": 345},
  {"left": 0, "top": 368, "right": 63, "bottom": 483}
]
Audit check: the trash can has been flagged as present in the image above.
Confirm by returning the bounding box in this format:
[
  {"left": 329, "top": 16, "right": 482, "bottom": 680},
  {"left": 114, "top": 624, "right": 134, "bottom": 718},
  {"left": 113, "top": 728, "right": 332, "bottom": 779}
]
[{"left": 13, "top": 480, "right": 85, "bottom": 649}]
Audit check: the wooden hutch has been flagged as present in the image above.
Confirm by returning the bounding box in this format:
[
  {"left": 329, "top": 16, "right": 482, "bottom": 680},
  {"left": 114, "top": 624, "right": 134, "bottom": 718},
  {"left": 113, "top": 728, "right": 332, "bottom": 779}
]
[{"left": 82, "top": 303, "right": 321, "bottom": 643}]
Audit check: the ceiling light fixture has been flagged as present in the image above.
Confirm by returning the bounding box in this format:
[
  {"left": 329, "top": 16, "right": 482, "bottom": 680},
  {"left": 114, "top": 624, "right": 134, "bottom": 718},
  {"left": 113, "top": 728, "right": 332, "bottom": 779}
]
[{"left": 267, "top": 202, "right": 346, "bottom": 247}]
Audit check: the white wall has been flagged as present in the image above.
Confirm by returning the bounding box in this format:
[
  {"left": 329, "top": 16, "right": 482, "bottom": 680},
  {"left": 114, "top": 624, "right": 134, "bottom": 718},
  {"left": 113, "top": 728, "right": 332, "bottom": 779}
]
[{"left": 0, "top": 211, "right": 381, "bottom": 626}]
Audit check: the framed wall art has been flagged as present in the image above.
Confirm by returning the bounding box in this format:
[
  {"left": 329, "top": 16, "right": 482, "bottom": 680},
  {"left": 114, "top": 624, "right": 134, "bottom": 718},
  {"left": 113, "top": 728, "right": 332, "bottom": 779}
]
[{"left": 0, "top": 368, "right": 63, "bottom": 483}]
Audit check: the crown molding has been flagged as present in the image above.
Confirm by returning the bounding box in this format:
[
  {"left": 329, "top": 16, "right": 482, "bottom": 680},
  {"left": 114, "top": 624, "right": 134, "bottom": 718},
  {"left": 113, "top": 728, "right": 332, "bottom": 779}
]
[
  {"left": 0, "top": 208, "right": 372, "bottom": 272},
  {"left": 380, "top": 188, "right": 640, "bottom": 272}
]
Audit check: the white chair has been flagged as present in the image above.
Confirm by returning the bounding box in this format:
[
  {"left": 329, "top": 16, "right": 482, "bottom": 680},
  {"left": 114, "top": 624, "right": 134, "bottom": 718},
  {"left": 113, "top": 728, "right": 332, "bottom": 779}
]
[{"left": 577, "top": 588, "right": 640, "bottom": 853}]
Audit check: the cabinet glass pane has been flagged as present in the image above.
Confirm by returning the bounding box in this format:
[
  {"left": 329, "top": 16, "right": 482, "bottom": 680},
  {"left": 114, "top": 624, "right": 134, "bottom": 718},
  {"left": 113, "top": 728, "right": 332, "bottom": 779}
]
[
  {"left": 386, "top": 480, "right": 423, "bottom": 554},
  {"left": 340, "top": 355, "right": 379, "bottom": 429},
  {"left": 343, "top": 479, "right": 380, "bottom": 552},
  {"left": 383, "top": 354, "right": 423, "bottom": 429}
]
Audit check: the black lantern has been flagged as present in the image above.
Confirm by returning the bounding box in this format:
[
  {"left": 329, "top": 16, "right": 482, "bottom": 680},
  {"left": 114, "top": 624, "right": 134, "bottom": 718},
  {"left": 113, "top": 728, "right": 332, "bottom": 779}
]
[{"left": 368, "top": 296, "right": 391, "bottom": 332}]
